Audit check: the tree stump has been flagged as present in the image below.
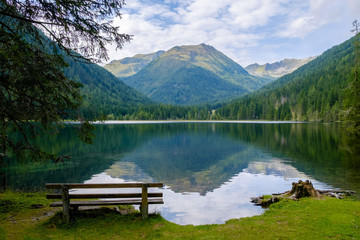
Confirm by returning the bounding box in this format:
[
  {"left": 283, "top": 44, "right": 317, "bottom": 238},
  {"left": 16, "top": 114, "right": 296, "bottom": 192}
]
[
  {"left": 288, "top": 180, "right": 321, "bottom": 199},
  {"left": 251, "top": 179, "right": 355, "bottom": 208}
]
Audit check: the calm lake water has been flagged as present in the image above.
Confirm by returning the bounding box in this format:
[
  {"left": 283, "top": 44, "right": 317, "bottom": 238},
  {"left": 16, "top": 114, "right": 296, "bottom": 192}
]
[{"left": 2, "top": 121, "right": 360, "bottom": 225}]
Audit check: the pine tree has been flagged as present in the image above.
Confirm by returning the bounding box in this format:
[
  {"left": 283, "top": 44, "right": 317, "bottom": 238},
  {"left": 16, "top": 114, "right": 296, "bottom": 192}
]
[
  {"left": 0, "top": 0, "right": 130, "bottom": 160},
  {"left": 343, "top": 20, "right": 360, "bottom": 135}
]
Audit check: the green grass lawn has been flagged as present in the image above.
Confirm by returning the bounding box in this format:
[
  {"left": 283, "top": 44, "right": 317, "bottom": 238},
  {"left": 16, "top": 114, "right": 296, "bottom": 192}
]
[{"left": 1, "top": 191, "right": 359, "bottom": 239}]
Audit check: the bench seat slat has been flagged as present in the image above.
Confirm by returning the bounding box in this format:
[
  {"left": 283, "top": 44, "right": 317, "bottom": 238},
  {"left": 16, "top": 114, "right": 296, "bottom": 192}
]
[
  {"left": 49, "top": 199, "right": 164, "bottom": 207},
  {"left": 46, "top": 183, "right": 163, "bottom": 189},
  {"left": 46, "top": 193, "right": 163, "bottom": 199}
]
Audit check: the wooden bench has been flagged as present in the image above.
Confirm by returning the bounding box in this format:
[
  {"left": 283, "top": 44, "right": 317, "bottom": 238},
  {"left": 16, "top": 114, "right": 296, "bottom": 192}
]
[{"left": 46, "top": 183, "right": 164, "bottom": 223}]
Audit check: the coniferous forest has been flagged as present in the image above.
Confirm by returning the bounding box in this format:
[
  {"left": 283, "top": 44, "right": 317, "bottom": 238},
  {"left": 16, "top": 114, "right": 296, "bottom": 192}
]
[
  {"left": 105, "top": 35, "right": 359, "bottom": 129},
  {"left": 217, "top": 36, "right": 356, "bottom": 122}
]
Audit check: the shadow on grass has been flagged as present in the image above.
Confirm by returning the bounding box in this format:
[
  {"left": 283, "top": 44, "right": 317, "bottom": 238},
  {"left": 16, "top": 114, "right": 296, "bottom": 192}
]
[{"left": 43, "top": 207, "right": 165, "bottom": 230}]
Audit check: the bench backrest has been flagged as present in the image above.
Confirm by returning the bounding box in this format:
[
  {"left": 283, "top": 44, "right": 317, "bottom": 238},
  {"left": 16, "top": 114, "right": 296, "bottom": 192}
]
[
  {"left": 46, "top": 183, "right": 163, "bottom": 189},
  {"left": 46, "top": 182, "right": 163, "bottom": 222},
  {"left": 46, "top": 183, "right": 164, "bottom": 200}
]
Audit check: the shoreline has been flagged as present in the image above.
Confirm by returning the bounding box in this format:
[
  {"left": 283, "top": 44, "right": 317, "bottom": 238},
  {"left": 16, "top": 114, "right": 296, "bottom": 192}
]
[
  {"left": 67, "top": 120, "right": 309, "bottom": 125},
  {"left": 1, "top": 190, "right": 359, "bottom": 239}
]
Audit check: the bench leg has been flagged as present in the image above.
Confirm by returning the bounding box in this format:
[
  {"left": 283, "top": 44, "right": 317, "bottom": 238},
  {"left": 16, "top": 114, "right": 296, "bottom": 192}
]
[
  {"left": 61, "top": 184, "right": 70, "bottom": 223},
  {"left": 141, "top": 184, "right": 149, "bottom": 219},
  {"left": 72, "top": 206, "right": 79, "bottom": 212}
]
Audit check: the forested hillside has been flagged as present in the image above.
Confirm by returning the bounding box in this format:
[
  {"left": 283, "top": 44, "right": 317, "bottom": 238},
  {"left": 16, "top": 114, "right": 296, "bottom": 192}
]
[
  {"left": 3, "top": 19, "right": 153, "bottom": 120},
  {"left": 63, "top": 57, "right": 152, "bottom": 119},
  {"left": 217, "top": 36, "right": 356, "bottom": 121},
  {"left": 120, "top": 44, "right": 269, "bottom": 105}
]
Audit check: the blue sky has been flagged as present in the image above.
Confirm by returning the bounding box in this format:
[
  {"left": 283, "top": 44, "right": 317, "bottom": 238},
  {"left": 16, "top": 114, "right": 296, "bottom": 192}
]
[{"left": 107, "top": 0, "right": 360, "bottom": 67}]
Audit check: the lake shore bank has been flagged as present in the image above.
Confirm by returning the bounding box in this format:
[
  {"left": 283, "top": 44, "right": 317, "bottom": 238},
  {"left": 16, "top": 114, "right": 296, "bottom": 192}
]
[
  {"left": 1, "top": 191, "right": 359, "bottom": 239},
  {"left": 78, "top": 120, "right": 308, "bottom": 124}
]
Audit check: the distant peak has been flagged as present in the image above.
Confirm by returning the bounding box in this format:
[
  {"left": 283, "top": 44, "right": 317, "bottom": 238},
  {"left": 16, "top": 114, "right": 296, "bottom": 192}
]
[
  {"left": 245, "top": 56, "right": 316, "bottom": 78},
  {"left": 169, "top": 43, "right": 212, "bottom": 50},
  {"left": 132, "top": 50, "right": 165, "bottom": 58}
]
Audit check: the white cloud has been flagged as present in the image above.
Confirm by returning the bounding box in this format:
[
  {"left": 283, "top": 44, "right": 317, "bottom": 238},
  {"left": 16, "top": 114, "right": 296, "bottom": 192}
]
[
  {"left": 226, "top": 0, "right": 286, "bottom": 28},
  {"left": 105, "top": 0, "right": 360, "bottom": 66},
  {"left": 277, "top": 0, "right": 357, "bottom": 38}
]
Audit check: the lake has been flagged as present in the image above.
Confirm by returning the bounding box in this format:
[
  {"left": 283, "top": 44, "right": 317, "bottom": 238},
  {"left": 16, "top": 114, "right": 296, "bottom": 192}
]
[{"left": 2, "top": 121, "right": 360, "bottom": 225}]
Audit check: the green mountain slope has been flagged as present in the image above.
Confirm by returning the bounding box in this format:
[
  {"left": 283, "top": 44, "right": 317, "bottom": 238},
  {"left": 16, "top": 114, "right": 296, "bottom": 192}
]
[
  {"left": 63, "top": 57, "right": 152, "bottom": 118},
  {"left": 121, "top": 44, "right": 269, "bottom": 105},
  {"left": 217, "top": 37, "right": 356, "bottom": 121},
  {"left": 245, "top": 57, "right": 317, "bottom": 79},
  {"left": 162, "top": 44, "right": 267, "bottom": 90},
  {"left": 104, "top": 51, "right": 165, "bottom": 77},
  {"left": 1, "top": 14, "right": 151, "bottom": 120}
]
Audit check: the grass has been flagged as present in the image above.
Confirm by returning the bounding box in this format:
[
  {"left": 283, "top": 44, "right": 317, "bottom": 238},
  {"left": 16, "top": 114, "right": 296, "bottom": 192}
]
[{"left": 1, "top": 191, "right": 359, "bottom": 239}]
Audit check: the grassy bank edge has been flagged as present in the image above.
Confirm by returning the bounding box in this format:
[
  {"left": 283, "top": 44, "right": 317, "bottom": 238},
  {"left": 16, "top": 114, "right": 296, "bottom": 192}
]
[{"left": 1, "top": 191, "right": 359, "bottom": 239}]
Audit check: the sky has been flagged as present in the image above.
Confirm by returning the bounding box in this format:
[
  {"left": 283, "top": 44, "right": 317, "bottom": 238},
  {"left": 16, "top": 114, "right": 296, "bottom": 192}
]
[{"left": 106, "top": 0, "right": 360, "bottom": 67}]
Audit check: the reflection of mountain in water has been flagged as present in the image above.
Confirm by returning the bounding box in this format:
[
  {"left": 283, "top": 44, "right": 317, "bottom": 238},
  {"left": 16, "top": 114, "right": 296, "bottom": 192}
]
[
  {"left": 244, "top": 159, "right": 309, "bottom": 180},
  {"left": 105, "top": 162, "right": 154, "bottom": 183},
  {"left": 105, "top": 131, "right": 271, "bottom": 195},
  {"left": 3, "top": 122, "right": 360, "bottom": 199}
]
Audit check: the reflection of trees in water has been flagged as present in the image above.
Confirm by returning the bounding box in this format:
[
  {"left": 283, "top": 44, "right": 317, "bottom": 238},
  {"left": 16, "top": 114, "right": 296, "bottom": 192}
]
[
  {"left": 3, "top": 123, "right": 360, "bottom": 198},
  {"left": 226, "top": 123, "right": 360, "bottom": 198}
]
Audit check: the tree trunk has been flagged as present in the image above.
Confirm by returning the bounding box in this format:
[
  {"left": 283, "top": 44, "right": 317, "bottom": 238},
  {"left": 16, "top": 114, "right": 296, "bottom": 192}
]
[{"left": 288, "top": 180, "right": 321, "bottom": 199}]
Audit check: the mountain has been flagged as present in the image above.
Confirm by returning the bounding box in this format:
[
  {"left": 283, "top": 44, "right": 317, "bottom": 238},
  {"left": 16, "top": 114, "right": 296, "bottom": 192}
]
[
  {"left": 217, "top": 36, "right": 356, "bottom": 121},
  {"left": 63, "top": 57, "right": 152, "bottom": 118},
  {"left": 120, "top": 44, "right": 271, "bottom": 105},
  {"left": 2, "top": 14, "right": 152, "bottom": 119},
  {"left": 104, "top": 51, "right": 165, "bottom": 77},
  {"left": 245, "top": 57, "right": 316, "bottom": 79}
]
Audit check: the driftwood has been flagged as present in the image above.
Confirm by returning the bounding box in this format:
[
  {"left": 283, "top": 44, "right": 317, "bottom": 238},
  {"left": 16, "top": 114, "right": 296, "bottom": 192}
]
[{"left": 251, "top": 180, "right": 356, "bottom": 207}]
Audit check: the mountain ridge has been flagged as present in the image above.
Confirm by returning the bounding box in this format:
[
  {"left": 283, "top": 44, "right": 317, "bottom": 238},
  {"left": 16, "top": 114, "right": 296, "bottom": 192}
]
[
  {"left": 217, "top": 36, "right": 356, "bottom": 122},
  {"left": 116, "top": 43, "right": 272, "bottom": 105},
  {"left": 104, "top": 50, "right": 165, "bottom": 78},
  {"left": 245, "top": 57, "right": 317, "bottom": 79}
]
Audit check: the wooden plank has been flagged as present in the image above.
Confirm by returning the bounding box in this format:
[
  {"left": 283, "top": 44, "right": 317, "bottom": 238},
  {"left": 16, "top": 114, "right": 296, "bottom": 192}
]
[
  {"left": 46, "top": 183, "right": 163, "bottom": 189},
  {"left": 61, "top": 184, "right": 70, "bottom": 224},
  {"left": 141, "top": 184, "right": 149, "bottom": 219},
  {"left": 49, "top": 198, "right": 164, "bottom": 207},
  {"left": 47, "top": 193, "right": 163, "bottom": 199}
]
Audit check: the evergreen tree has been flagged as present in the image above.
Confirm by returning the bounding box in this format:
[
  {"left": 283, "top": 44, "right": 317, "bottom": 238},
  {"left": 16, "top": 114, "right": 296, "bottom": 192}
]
[
  {"left": 0, "top": 0, "right": 130, "bottom": 160},
  {"left": 343, "top": 20, "right": 360, "bottom": 135}
]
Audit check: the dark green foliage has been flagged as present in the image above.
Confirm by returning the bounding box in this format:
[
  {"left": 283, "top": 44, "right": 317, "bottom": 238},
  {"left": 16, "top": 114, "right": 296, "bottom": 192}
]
[
  {"left": 343, "top": 29, "right": 360, "bottom": 134},
  {"left": 343, "top": 66, "right": 360, "bottom": 134},
  {"left": 0, "top": 0, "right": 131, "bottom": 160},
  {"left": 62, "top": 57, "right": 153, "bottom": 119},
  {"left": 114, "top": 104, "right": 218, "bottom": 120},
  {"left": 0, "top": 0, "right": 131, "bottom": 63},
  {"left": 124, "top": 61, "right": 247, "bottom": 105},
  {"left": 0, "top": 14, "right": 84, "bottom": 160},
  {"left": 217, "top": 36, "right": 357, "bottom": 122}
]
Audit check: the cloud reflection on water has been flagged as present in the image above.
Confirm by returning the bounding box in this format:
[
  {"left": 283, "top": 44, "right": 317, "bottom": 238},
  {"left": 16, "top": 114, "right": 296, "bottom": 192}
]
[{"left": 83, "top": 158, "right": 333, "bottom": 225}]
